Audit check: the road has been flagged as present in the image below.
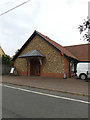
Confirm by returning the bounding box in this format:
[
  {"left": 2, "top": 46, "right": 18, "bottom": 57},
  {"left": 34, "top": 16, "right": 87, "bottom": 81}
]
[{"left": 1, "top": 84, "right": 89, "bottom": 118}]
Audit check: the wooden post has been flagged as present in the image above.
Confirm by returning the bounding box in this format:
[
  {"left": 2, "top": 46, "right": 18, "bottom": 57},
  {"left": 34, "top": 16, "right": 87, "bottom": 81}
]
[
  {"left": 28, "top": 63, "right": 30, "bottom": 76},
  {"left": 27, "top": 61, "right": 28, "bottom": 76},
  {"left": 69, "top": 59, "right": 71, "bottom": 78},
  {"left": 26, "top": 58, "right": 29, "bottom": 76}
]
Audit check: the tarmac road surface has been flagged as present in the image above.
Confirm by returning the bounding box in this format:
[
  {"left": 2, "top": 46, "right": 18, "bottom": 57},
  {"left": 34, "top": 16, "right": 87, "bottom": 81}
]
[{"left": 1, "top": 84, "right": 89, "bottom": 118}]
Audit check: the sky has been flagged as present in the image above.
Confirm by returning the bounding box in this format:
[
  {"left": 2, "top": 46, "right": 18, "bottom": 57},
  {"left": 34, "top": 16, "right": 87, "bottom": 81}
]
[{"left": 0, "top": 0, "right": 89, "bottom": 57}]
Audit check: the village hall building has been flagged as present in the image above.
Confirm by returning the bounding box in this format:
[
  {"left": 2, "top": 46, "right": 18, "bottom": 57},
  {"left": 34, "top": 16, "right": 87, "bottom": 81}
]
[{"left": 12, "top": 30, "right": 90, "bottom": 78}]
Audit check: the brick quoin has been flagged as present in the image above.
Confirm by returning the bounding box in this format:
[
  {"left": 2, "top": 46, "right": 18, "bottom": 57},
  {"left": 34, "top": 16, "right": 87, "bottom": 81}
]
[{"left": 64, "top": 57, "right": 69, "bottom": 78}]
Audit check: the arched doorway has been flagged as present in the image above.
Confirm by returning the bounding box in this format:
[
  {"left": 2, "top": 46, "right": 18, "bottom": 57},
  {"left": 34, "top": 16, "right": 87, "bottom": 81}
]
[{"left": 30, "top": 59, "right": 41, "bottom": 76}]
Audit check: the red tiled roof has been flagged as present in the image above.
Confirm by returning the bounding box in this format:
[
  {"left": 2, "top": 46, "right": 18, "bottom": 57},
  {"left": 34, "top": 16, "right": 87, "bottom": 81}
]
[
  {"left": 36, "top": 31, "right": 78, "bottom": 60},
  {"left": 13, "top": 30, "right": 88, "bottom": 61},
  {"left": 64, "top": 44, "right": 90, "bottom": 61}
]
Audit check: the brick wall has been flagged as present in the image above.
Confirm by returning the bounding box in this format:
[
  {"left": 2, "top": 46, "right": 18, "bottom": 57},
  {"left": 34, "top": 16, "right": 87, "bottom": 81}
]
[{"left": 14, "top": 35, "right": 69, "bottom": 78}]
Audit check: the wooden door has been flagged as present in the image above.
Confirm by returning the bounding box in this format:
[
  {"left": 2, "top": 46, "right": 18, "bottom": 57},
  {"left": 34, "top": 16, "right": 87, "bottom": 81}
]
[{"left": 30, "top": 59, "right": 40, "bottom": 76}]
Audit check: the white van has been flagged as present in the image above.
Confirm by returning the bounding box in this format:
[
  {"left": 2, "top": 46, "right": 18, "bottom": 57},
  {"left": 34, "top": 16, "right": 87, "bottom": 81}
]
[{"left": 76, "top": 62, "right": 90, "bottom": 80}]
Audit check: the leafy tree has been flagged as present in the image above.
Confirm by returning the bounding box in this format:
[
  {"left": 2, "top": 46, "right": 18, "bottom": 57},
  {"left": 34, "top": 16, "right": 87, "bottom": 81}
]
[
  {"left": 78, "top": 17, "right": 90, "bottom": 42},
  {"left": 1, "top": 55, "right": 13, "bottom": 66}
]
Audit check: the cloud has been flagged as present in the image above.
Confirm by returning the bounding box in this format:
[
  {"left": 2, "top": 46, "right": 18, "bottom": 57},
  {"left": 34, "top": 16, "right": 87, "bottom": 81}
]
[{"left": 0, "top": 0, "right": 89, "bottom": 57}]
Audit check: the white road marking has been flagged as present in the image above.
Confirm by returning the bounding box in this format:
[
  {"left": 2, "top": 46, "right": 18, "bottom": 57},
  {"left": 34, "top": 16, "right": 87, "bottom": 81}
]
[{"left": 1, "top": 84, "right": 90, "bottom": 104}]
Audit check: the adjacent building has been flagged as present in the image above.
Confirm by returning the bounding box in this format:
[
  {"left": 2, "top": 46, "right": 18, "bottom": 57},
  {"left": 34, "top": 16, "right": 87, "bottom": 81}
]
[
  {"left": 0, "top": 46, "right": 5, "bottom": 57},
  {"left": 12, "top": 30, "right": 90, "bottom": 78}
]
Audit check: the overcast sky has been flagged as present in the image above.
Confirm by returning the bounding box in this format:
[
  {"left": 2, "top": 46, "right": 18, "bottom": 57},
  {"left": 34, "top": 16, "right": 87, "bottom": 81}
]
[{"left": 0, "top": 0, "right": 89, "bottom": 57}]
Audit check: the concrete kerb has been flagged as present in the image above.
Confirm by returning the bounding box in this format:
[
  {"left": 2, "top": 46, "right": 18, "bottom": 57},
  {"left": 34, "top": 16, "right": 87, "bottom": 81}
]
[{"left": 2, "top": 81, "right": 89, "bottom": 97}]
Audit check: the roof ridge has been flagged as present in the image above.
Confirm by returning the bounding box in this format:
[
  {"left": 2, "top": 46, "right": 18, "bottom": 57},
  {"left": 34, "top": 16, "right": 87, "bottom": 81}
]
[{"left": 64, "top": 43, "right": 89, "bottom": 48}]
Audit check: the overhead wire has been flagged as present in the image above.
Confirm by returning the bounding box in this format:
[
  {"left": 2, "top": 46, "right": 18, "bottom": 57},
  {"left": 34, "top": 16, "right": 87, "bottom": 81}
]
[
  {"left": 0, "top": 0, "right": 30, "bottom": 16},
  {"left": 0, "top": 0, "right": 21, "bottom": 5}
]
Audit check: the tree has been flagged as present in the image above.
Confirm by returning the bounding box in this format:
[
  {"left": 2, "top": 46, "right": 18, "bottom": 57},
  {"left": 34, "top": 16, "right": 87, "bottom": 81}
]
[
  {"left": 0, "top": 55, "right": 14, "bottom": 66},
  {"left": 78, "top": 17, "right": 90, "bottom": 42}
]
